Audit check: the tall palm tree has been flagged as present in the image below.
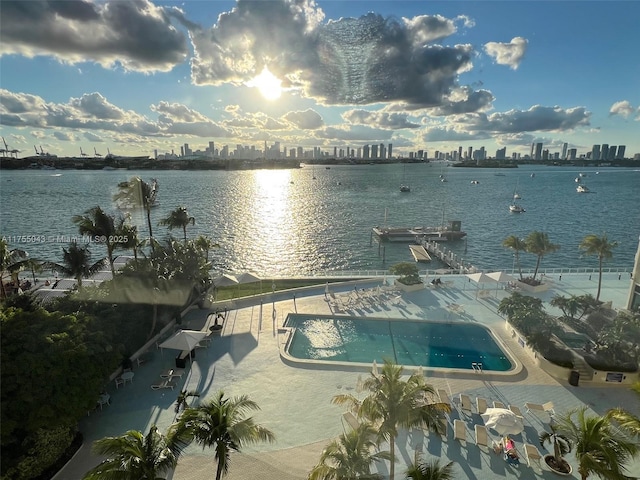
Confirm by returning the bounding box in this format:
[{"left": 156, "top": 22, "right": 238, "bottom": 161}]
[
  {"left": 113, "top": 177, "right": 158, "bottom": 248},
  {"left": 333, "top": 360, "right": 450, "bottom": 480},
  {"left": 175, "top": 390, "right": 275, "bottom": 480},
  {"left": 115, "top": 217, "right": 142, "bottom": 264},
  {"left": 406, "top": 457, "right": 455, "bottom": 480},
  {"left": 195, "top": 234, "right": 219, "bottom": 262},
  {"left": 606, "top": 407, "right": 640, "bottom": 440},
  {"left": 82, "top": 425, "right": 188, "bottom": 480},
  {"left": 48, "top": 241, "right": 105, "bottom": 289},
  {"left": 553, "top": 406, "right": 638, "bottom": 480},
  {"left": 502, "top": 235, "right": 526, "bottom": 280},
  {"left": 579, "top": 233, "right": 618, "bottom": 302},
  {"left": 73, "top": 206, "right": 117, "bottom": 276},
  {"left": 159, "top": 206, "right": 195, "bottom": 242},
  {"left": 308, "top": 423, "right": 390, "bottom": 480},
  {"left": 524, "top": 231, "right": 560, "bottom": 281}
]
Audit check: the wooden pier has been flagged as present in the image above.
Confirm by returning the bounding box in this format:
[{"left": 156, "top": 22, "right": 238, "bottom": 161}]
[
  {"left": 409, "top": 244, "right": 432, "bottom": 262},
  {"left": 421, "top": 240, "right": 477, "bottom": 273}
]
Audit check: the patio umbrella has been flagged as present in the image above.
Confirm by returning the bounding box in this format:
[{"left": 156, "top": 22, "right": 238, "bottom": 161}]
[
  {"left": 235, "top": 272, "right": 262, "bottom": 294},
  {"left": 487, "top": 271, "right": 518, "bottom": 293},
  {"left": 466, "top": 272, "right": 497, "bottom": 297},
  {"left": 159, "top": 329, "right": 207, "bottom": 353},
  {"left": 213, "top": 274, "right": 239, "bottom": 287},
  {"left": 481, "top": 408, "right": 524, "bottom": 436}
]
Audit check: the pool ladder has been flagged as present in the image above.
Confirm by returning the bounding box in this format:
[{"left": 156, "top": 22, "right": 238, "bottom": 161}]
[{"left": 471, "top": 362, "right": 483, "bottom": 373}]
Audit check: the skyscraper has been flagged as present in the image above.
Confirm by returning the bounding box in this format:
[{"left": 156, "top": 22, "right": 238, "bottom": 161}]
[
  {"left": 534, "top": 143, "right": 543, "bottom": 161},
  {"left": 601, "top": 144, "right": 609, "bottom": 161},
  {"left": 617, "top": 145, "right": 626, "bottom": 159},
  {"left": 561, "top": 143, "right": 568, "bottom": 160},
  {"left": 591, "top": 145, "right": 601, "bottom": 161},
  {"left": 388, "top": 143, "right": 393, "bottom": 159}
]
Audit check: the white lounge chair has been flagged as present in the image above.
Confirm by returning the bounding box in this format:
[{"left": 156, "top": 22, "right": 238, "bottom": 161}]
[
  {"left": 475, "top": 424, "right": 489, "bottom": 449},
  {"left": 437, "top": 389, "right": 451, "bottom": 409},
  {"left": 459, "top": 394, "right": 473, "bottom": 415},
  {"left": 454, "top": 419, "right": 466, "bottom": 443},
  {"left": 525, "top": 401, "right": 555, "bottom": 420},
  {"left": 524, "top": 443, "right": 542, "bottom": 468},
  {"left": 151, "top": 379, "right": 177, "bottom": 390},
  {"left": 509, "top": 405, "right": 523, "bottom": 417},
  {"left": 476, "top": 397, "right": 488, "bottom": 414}
]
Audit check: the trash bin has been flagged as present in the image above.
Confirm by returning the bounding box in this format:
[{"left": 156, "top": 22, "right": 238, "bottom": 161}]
[{"left": 569, "top": 370, "right": 580, "bottom": 386}]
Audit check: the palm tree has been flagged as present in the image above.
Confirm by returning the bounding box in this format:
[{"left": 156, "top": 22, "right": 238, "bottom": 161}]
[
  {"left": 502, "top": 235, "right": 526, "bottom": 280},
  {"left": 195, "top": 234, "right": 219, "bottom": 262},
  {"left": 73, "top": 206, "right": 117, "bottom": 276},
  {"left": 606, "top": 407, "right": 640, "bottom": 440},
  {"left": 0, "top": 239, "right": 28, "bottom": 297},
  {"left": 82, "top": 425, "right": 188, "bottom": 480},
  {"left": 553, "top": 406, "right": 638, "bottom": 480},
  {"left": 579, "top": 233, "right": 618, "bottom": 302},
  {"left": 524, "top": 231, "right": 560, "bottom": 281},
  {"left": 48, "top": 241, "right": 105, "bottom": 289},
  {"left": 175, "top": 389, "right": 200, "bottom": 414},
  {"left": 333, "top": 360, "right": 450, "bottom": 480},
  {"left": 406, "top": 457, "right": 455, "bottom": 480},
  {"left": 175, "top": 390, "right": 275, "bottom": 480},
  {"left": 308, "top": 423, "right": 390, "bottom": 480},
  {"left": 113, "top": 177, "right": 158, "bottom": 248},
  {"left": 159, "top": 206, "right": 195, "bottom": 242},
  {"left": 115, "top": 217, "right": 142, "bottom": 264},
  {"left": 539, "top": 422, "right": 573, "bottom": 474}
]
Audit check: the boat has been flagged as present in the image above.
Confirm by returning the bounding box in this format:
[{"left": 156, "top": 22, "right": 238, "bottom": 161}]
[
  {"left": 470, "top": 180, "right": 479, "bottom": 184},
  {"left": 400, "top": 164, "right": 410, "bottom": 192},
  {"left": 509, "top": 179, "right": 525, "bottom": 213},
  {"left": 372, "top": 220, "right": 467, "bottom": 243},
  {"left": 577, "top": 184, "right": 590, "bottom": 193},
  {"left": 530, "top": 173, "right": 535, "bottom": 178}
]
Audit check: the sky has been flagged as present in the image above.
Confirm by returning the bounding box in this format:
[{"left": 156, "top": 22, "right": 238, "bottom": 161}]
[{"left": 1, "top": 0, "right": 639, "bottom": 159}]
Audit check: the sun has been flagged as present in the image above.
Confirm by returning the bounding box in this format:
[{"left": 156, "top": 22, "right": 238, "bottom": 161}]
[{"left": 246, "top": 66, "right": 282, "bottom": 101}]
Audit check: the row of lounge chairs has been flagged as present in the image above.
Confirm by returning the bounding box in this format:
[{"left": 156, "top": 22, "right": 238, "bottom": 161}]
[
  {"left": 151, "top": 368, "right": 185, "bottom": 390},
  {"left": 327, "top": 285, "right": 401, "bottom": 311},
  {"left": 453, "top": 419, "right": 543, "bottom": 468}
]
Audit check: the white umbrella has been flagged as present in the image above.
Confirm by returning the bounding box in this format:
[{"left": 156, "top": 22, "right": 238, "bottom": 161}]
[
  {"left": 159, "top": 329, "right": 207, "bottom": 352},
  {"left": 235, "top": 272, "right": 261, "bottom": 284},
  {"left": 481, "top": 408, "right": 524, "bottom": 436},
  {"left": 213, "top": 274, "right": 239, "bottom": 286},
  {"left": 487, "top": 271, "right": 518, "bottom": 293},
  {"left": 466, "top": 272, "right": 497, "bottom": 297}
]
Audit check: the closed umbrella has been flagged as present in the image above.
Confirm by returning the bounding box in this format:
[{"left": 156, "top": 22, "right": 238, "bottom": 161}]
[{"left": 481, "top": 408, "right": 524, "bottom": 436}]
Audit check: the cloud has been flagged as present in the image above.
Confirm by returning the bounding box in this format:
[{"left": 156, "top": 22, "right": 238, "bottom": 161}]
[
  {"left": 0, "top": 0, "right": 188, "bottom": 72},
  {"left": 314, "top": 125, "right": 393, "bottom": 142},
  {"left": 342, "top": 110, "right": 420, "bottom": 129},
  {"left": 189, "top": 3, "right": 475, "bottom": 108},
  {"left": 151, "top": 101, "right": 212, "bottom": 123},
  {"left": 609, "top": 100, "right": 639, "bottom": 120},
  {"left": 284, "top": 109, "right": 324, "bottom": 129},
  {"left": 428, "top": 88, "right": 494, "bottom": 115},
  {"left": 484, "top": 37, "right": 528, "bottom": 69},
  {"left": 421, "top": 126, "right": 490, "bottom": 142},
  {"left": 454, "top": 105, "right": 590, "bottom": 133},
  {"left": 70, "top": 93, "right": 125, "bottom": 120}
]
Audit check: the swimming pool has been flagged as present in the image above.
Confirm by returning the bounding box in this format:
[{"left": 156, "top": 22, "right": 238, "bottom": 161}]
[{"left": 283, "top": 314, "right": 513, "bottom": 371}]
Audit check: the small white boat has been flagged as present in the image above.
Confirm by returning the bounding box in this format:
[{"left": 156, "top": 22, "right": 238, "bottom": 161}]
[
  {"left": 509, "top": 204, "right": 525, "bottom": 213},
  {"left": 513, "top": 193, "right": 521, "bottom": 200},
  {"left": 470, "top": 180, "right": 479, "bottom": 184},
  {"left": 400, "top": 184, "right": 411, "bottom": 192},
  {"left": 577, "top": 184, "right": 590, "bottom": 193},
  {"left": 530, "top": 173, "right": 535, "bottom": 178}
]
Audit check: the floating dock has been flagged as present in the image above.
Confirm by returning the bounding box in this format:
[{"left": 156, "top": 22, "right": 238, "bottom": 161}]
[
  {"left": 409, "top": 244, "right": 432, "bottom": 262},
  {"left": 421, "top": 240, "right": 477, "bottom": 273}
]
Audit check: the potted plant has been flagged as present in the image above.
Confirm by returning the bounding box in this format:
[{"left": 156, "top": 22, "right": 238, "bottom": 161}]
[
  {"left": 539, "top": 422, "right": 573, "bottom": 475},
  {"left": 389, "top": 262, "right": 423, "bottom": 292},
  {"left": 209, "top": 312, "right": 224, "bottom": 336}
]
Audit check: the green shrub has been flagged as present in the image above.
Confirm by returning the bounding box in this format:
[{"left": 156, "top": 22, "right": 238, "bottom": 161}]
[{"left": 389, "top": 262, "right": 421, "bottom": 285}]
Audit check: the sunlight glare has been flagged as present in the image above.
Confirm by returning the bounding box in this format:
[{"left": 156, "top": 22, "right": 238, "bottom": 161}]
[{"left": 246, "top": 66, "right": 282, "bottom": 101}]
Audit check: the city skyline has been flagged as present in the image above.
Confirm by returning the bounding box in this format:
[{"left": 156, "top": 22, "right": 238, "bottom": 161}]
[{"left": 1, "top": 1, "right": 639, "bottom": 159}]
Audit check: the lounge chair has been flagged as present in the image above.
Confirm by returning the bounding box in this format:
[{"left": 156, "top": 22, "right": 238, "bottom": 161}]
[
  {"left": 476, "top": 397, "right": 488, "bottom": 414},
  {"left": 525, "top": 401, "right": 555, "bottom": 420},
  {"left": 493, "top": 401, "right": 505, "bottom": 409},
  {"left": 342, "top": 412, "right": 360, "bottom": 431},
  {"left": 151, "top": 379, "right": 177, "bottom": 390},
  {"left": 475, "top": 424, "right": 489, "bottom": 449},
  {"left": 524, "top": 443, "right": 542, "bottom": 467},
  {"left": 437, "top": 389, "right": 451, "bottom": 409},
  {"left": 459, "top": 394, "right": 473, "bottom": 415},
  {"left": 509, "top": 405, "right": 523, "bottom": 417},
  {"left": 454, "top": 419, "right": 466, "bottom": 443}
]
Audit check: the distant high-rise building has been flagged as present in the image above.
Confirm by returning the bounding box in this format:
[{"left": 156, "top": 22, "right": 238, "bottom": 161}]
[
  {"left": 601, "top": 144, "right": 609, "bottom": 161},
  {"left": 458, "top": 146, "right": 463, "bottom": 160},
  {"left": 608, "top": 146, "right": 617, "bottom": 161},
  {"left": 591, "top": 145, "right": 601, "bottom": 161},
  {"left": 467, "top": 146, "right": 472, "bottom": 160},
  {"left": 363, "top": 145, "right": 370, "bottom": 159},
  {"left": 534, "top": 143, "right": 543, "bottom": 161},
  {"left": 496, "top": 147, "right": 506, "bottom": 159},
  {"left": 530, "top": 142, "right": 535, "bottom": 159},
  {"left": 371, "top": 144, "right": 378, "bottom": 159},
  {"left": 379, "top": 144, "right": 386, "bottom": 160},
  {"left": 617, "top": 145, "right": 626, "bottom": 159},
  {"left": 568, "top": 148, "right": 577, "bottom": 160},
  {"left": 542, "top": 149, "right": 549, "bottom": 160},
  {"left": 388, "top": 143, "right": 393, "bottom": 159},
  {"left": 561, "top": 143, "right": 568, "bottom": 160}
]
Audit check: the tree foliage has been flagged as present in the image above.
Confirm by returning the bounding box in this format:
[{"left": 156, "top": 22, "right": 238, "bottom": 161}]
[
  {"left": 579, "top": 233, "right": 618, "bottom": 302},
  {"left": 524, "top": 231, "right": 560, "bottom": 281}
]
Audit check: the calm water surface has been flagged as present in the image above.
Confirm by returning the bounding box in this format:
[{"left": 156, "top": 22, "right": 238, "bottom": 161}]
[{"left": 1, "top": 164, "right": 638, "bottom": 276}]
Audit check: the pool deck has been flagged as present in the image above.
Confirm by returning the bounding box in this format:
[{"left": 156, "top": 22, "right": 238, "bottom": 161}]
[{"left": 54, "top": 272, "right": 640, "bottom": 480}]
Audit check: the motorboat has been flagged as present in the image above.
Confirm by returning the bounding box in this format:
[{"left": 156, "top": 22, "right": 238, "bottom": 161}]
[
  {"left": 576, "top": 184, "right": 590, "bottom": 193},
  {"left": 400, "top": 184, "right": 411, "bottom": 192},
  {"left": 470, "top": 180, "right": 479, "bottom": 184},
  {"left": 509, "top": 204, "right": 525, "bottom": 213},
  {"left": 513, "top": 193, "right": 521, "bottom": 200},
  {"left": 372, "top": 220, "right": 466, "bottom": 242}
]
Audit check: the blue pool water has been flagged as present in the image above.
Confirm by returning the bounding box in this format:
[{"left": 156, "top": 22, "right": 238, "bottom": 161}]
[{"left": 284, "top": 314, "right": 513, "bottom": 371}]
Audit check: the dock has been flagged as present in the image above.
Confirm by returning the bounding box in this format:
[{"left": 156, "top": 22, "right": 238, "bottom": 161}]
[
  {"left": 421, "top": 240, "right": 477, "bottom": 273},
  {"left": 409, "top": 244, "right": 432, "bottom": 262}
]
